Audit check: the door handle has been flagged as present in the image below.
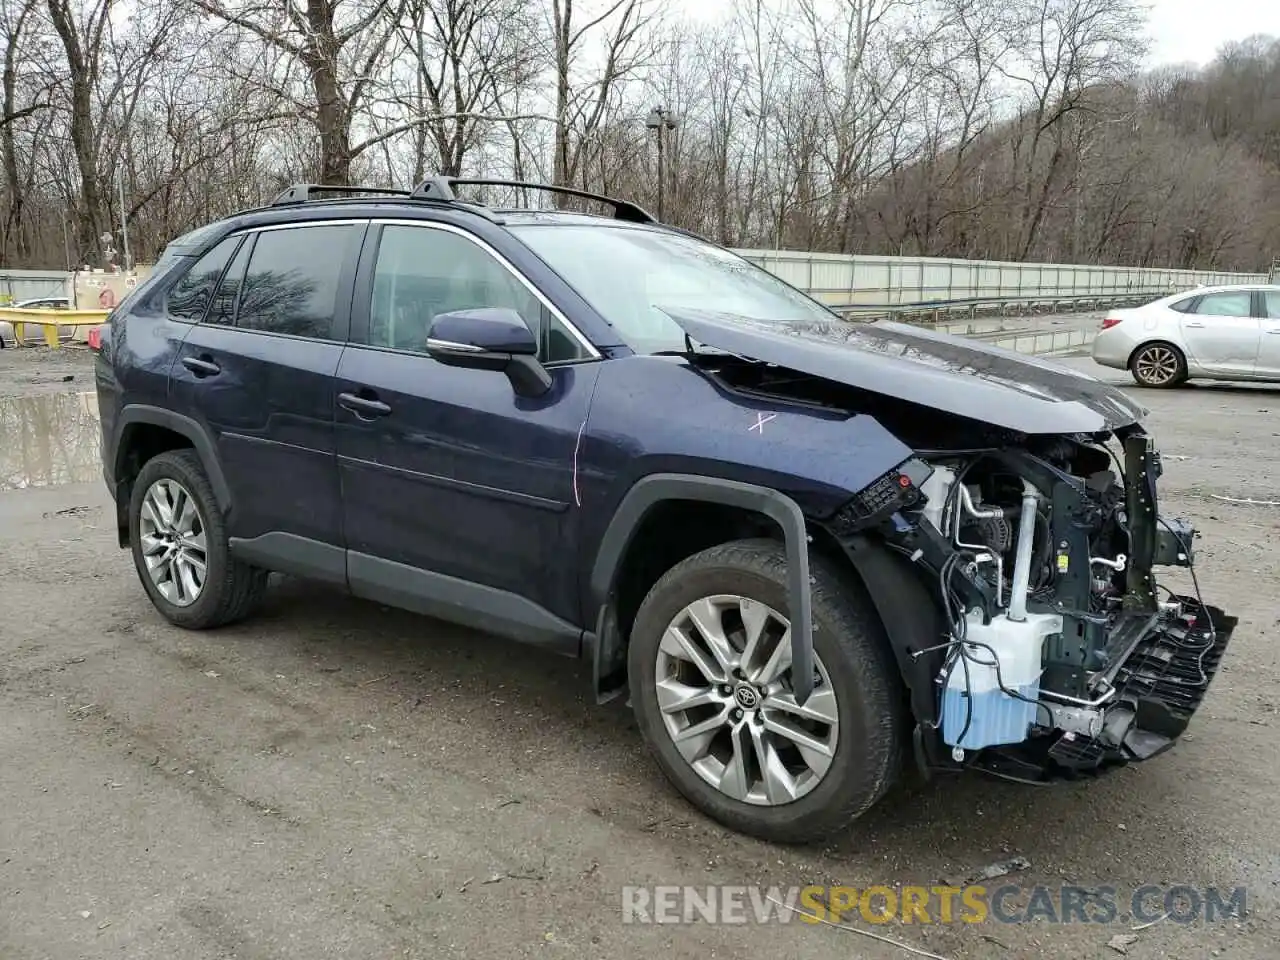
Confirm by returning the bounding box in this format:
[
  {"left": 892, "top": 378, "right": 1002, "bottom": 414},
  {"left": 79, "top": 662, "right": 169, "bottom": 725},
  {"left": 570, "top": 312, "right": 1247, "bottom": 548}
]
[
  {"left": 1184, "top": 321, "right": 1205, "bottom": 328},
  {"left": 338, "top": 391, "right": 392, "bottom": 418},
  {"left": 1266, "top": 329, "right": 1280, "bottom": 335},
  {"left": 181, "top": 355, "right": 221, "bottom": 377}
]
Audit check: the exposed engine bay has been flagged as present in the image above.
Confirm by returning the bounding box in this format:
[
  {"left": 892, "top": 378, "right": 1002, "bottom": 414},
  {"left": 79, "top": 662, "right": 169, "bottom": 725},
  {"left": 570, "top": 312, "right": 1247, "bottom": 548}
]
[
  {"left": 675, "top": 316, "right": 1238, "bottom": 784},
  {"left": 855, "top": 431, "right": 1237, "bottom": 781}
]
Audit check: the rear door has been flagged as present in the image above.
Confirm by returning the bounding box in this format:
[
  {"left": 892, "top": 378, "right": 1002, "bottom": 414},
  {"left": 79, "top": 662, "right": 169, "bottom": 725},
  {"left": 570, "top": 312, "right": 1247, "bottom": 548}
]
[
  {"left": 169, "top": 221, "right": 366, "bottom": 580},
  {"left": 1177, "top": 289, "right": 1261, "bottom": 376},
  {"left": 1254, "top": 289, "right": 1280, "bottom": 377}
]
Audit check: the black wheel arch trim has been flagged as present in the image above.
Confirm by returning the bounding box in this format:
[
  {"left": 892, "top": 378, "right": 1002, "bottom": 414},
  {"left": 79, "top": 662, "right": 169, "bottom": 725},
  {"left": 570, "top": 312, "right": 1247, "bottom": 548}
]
[
  {"left": 838, "top": 533, "right": 949, "bottom": 765},
  {"left": 588, "top": 473, "right": 816, "bottom": 705},
  {"left": 113, "top": 404, "right": 232, "bottom": 512}
]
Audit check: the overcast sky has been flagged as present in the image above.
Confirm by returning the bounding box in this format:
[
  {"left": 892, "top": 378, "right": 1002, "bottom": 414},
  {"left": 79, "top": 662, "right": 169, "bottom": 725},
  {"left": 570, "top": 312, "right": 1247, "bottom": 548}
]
[
  {"left": 1149, "top": 0, "right": 1280, "bottom": 65},
  {"left": 681, "top": 0, "right": 1279, "bottom": 69}
]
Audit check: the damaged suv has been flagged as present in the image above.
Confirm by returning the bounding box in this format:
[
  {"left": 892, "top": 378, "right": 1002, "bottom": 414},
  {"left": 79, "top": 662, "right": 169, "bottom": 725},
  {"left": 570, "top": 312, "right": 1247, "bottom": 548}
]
[{"left": 94, "top": 178, "right": 1236, "bottom": 843}]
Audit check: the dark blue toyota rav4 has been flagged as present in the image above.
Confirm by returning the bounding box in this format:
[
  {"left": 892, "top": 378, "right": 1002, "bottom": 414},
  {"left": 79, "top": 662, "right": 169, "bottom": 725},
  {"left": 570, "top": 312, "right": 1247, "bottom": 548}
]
[{"left": 94, "top": 178, "right": 1236, "bottom": 842}]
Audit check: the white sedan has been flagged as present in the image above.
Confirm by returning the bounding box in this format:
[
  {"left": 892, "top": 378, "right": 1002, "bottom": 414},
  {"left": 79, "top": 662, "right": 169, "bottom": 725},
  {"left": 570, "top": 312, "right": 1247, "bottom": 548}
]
[{"left": 1091, "top": 284, "right": 1280, "bottom": 387}]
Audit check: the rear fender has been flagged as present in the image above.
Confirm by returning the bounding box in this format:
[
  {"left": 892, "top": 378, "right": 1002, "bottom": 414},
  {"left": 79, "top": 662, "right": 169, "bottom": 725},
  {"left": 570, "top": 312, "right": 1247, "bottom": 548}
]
[{"left": 111, "top": 405, "right": 230, "bottom": 546}]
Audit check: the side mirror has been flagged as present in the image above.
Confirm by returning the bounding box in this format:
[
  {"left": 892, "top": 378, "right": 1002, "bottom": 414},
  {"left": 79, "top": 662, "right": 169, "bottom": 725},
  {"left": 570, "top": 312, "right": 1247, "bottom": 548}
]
[{"left": 426, "top": 308, "right": 551, "bottom": 397}]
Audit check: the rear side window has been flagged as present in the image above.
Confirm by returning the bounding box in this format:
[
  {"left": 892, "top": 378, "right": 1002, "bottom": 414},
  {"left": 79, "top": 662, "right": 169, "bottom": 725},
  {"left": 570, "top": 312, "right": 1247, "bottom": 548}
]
[
  {"left": 236, "top": 224, "right": 358, "bottom": 340},
  {"left": 1263, "top": 291, "right": 1280, "bottom": 319},
  {"left": 167, "top": 237, "right": 239, "bottom": 321},
  {"left": 206, "top": 237, "right": 252, "bottom": 325}
]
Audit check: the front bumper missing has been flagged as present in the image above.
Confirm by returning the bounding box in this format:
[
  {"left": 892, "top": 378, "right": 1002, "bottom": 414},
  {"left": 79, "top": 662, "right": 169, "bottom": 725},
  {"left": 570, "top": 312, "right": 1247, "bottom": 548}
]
[{"left": 970, "top": 596, "right": 1237, "bottom": 781}]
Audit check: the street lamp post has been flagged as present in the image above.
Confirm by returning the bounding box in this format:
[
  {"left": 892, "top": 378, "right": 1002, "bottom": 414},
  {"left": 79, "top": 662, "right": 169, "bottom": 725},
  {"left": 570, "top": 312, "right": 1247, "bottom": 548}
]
[{"left": 645, "top": 106, "right": 677, "bottom": 222}]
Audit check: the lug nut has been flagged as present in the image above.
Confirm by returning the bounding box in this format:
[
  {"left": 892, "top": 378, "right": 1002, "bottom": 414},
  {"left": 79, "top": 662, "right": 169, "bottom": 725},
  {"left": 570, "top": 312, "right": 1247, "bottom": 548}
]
[
  {"left": 732, "top": 708, "right": 743, "bottom": 721},
  {"left": 720, "top": 685, "right": 732, "bottom": 696}
]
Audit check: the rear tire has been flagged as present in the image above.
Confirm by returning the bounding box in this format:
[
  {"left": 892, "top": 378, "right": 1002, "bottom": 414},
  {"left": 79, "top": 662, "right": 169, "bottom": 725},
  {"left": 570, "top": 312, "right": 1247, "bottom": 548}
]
[
  {"left": 1129, "top": 342, "right": 1187, "bottom": 388},
  {"left": 628, "top": 538, "right": 902, "bottom": 843},
  {"left": 129, "top": 449, "right": 268, "bottom": 629}
]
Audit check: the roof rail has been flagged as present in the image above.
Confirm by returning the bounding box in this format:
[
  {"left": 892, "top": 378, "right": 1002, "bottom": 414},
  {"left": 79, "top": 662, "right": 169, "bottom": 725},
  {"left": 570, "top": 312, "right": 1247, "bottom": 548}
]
[
  {"left": 270, "top": 183, "right": 412, "bottom": 206},
  {"left": 409, "top": 177, "right": 656, "bottom": 224}
]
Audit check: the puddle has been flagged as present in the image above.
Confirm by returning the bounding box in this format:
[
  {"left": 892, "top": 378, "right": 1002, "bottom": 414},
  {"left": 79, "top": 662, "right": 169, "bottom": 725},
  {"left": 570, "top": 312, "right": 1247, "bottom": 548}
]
[{"left": 0, "top": 391, "right": 102, "bottom": 490}]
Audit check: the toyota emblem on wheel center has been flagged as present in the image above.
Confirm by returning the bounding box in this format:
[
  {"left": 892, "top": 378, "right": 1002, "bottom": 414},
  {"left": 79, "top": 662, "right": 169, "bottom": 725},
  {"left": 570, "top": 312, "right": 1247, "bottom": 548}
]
[{"left": 734, "top": 685, "right": 759, "bottom": 709}]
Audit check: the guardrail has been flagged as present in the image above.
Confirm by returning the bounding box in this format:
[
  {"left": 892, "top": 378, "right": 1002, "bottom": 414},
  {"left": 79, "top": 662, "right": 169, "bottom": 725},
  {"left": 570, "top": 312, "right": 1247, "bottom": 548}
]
[
  {"left": 0, "top": 308, "right": 108, "bottom": 348},
  {"left": 736, "top": 248, "right": 1266, "bottom": 311},
  {"left": 827, "top": 290, "right": 1169, "bottom": 324}
]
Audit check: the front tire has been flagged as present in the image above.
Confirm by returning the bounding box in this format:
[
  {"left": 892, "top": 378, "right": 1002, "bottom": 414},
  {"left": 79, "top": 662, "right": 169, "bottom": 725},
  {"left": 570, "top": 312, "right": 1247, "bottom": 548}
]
[
  {"left": 1130, "top": 342, "right": 1187, "bottom": 388},
  {"left": 129, "top": 449, "right": 268, "bottom": 629},
  {"left": 628, "top": 538, "right": 902, "bottom": 843}
]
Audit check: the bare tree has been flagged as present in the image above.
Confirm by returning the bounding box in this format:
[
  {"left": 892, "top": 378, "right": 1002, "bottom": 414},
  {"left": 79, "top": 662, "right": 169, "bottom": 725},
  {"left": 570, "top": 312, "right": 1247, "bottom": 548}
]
[
  {"left": 387, "top": 0, "right": 541, "bottom": 178},
  {"left": 2, "top": 0, "right": 52, "bottom": 260},
  {"left": 998, "top": 0, "right": 1146, "bottom": 258},
  {"left": 548, "top": 0, "right": 656, "bottom": 195},
  {"left": 190, "top": 0, "right": 402, "bottom": 184}
]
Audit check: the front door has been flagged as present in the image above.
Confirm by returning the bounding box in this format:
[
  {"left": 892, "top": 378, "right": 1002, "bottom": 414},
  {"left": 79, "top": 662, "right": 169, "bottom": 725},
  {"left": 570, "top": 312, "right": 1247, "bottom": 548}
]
[
  {"left": 169, "top": 221, "right": 366, "bottom": 578},
  {"left": 1177, "top": 289, "right": 1261, "bottom": 376},
  {"left": 335, "top": 221, "right": 601, "bottom": 644}
]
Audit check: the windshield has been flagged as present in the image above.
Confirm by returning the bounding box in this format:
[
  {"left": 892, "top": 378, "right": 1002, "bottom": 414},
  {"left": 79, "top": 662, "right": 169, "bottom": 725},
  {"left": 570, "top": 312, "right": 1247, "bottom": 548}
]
[{"left": 509, "top": 223, "right": 839, "bottom": 354}]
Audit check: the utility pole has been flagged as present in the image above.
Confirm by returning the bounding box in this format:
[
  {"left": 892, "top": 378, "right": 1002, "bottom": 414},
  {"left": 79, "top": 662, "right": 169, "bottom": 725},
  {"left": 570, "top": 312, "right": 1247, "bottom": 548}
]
[
  {"left": 117, "top": 167, "right": 131, "bottom": 272},
  {"left": 646, "top": 107, "right": 677, "bottom": 222}
]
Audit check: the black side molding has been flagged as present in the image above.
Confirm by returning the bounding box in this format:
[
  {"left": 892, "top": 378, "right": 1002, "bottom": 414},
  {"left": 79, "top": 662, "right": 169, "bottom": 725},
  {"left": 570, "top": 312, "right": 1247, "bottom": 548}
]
[
  {"left": 349, "top": 552, "right": 582, "bottom": 657},
  {"left": 589, "top": 474, "right": 816, "bottom": 705},
  {"left": 229, "top": 532, "right": 347, "bottom": 585}
]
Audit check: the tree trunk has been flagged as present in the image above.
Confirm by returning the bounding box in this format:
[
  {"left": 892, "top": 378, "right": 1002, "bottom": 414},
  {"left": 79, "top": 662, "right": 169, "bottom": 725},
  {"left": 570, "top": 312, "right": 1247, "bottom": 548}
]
[
  {"left": 1, "top": 3, "right": 29, "bottom": 263},
  {"left": 552, "top": 0, "right": 571, "bottom": 201},
  {"left": 47, "top": 0, "right": 105, "bottom": 267}
]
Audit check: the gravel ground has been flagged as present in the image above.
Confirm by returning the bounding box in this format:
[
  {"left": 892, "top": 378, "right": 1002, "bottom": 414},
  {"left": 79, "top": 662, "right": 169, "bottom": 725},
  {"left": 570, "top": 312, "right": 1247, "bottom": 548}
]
[
  {"left": 0, "top": 350, "right": 1277, "bottom": 960},
  {"left": 0, "top": 345, "right": 96, "bottom": 400}
]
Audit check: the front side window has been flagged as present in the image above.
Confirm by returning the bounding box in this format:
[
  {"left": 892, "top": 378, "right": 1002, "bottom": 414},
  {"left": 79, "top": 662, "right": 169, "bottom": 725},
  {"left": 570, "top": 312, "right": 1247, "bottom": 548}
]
[
  {"left": 167, "top": 236, "right": 239, "bottom": 322},
  {"left": 1192, "top": 291, "right": 1252, "bottom": 318},
  {"left": 369, "top": 225, "right": 589, "bottom": 362},
  {"left": 236, "top": 224, "right": 358, "bottom": 339},
  {"left": 510, "top": 223, "right": 839, "bottom": 354}
]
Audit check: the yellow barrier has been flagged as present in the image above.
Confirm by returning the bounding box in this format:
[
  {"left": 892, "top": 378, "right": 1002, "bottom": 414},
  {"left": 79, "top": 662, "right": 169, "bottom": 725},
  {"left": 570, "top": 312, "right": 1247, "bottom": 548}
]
[{"left": 0, "top": 308, "right": 110, "bottom": 348}]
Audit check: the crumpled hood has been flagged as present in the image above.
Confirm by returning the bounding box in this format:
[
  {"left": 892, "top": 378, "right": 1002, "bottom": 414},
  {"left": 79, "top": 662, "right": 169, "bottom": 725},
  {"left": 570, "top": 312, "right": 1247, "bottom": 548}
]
[{"left": 667, "top": 309, "right": 1147, "bottom": 435}]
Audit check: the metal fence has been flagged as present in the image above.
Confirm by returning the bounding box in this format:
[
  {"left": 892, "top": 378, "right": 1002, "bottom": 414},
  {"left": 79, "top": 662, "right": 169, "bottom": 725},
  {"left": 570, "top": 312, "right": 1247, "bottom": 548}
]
[
  {"left": 0, "top": 269, "right": 73, "bottom": 305},
  {"left": 733, "top": 249, "right": 1267, "bottom": 313}
]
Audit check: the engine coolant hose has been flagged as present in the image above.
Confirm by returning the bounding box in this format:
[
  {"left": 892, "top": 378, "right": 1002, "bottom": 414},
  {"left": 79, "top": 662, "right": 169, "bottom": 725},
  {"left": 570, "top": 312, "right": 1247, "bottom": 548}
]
[{"left": 1007, "top": 479, "right": 1039, "bottom": 622}]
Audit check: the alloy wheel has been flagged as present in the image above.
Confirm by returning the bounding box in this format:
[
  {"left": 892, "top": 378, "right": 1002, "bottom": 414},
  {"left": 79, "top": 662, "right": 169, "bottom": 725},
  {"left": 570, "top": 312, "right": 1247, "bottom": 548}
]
[
  {"left": 654, "top": 595, "right": 839, "bottom": 806},
  {"left": 1134, "top": 345, "right": 1181, "bottom": 385},
  {"left": 138, "top": 478, "right": 208, "bottom": 607}
]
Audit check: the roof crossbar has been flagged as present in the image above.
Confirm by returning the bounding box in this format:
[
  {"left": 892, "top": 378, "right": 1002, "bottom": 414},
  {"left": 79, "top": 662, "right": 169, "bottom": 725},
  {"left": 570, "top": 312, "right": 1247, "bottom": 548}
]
[{"left": 409, "top": 177, "right": 657, "bottom": 224}]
